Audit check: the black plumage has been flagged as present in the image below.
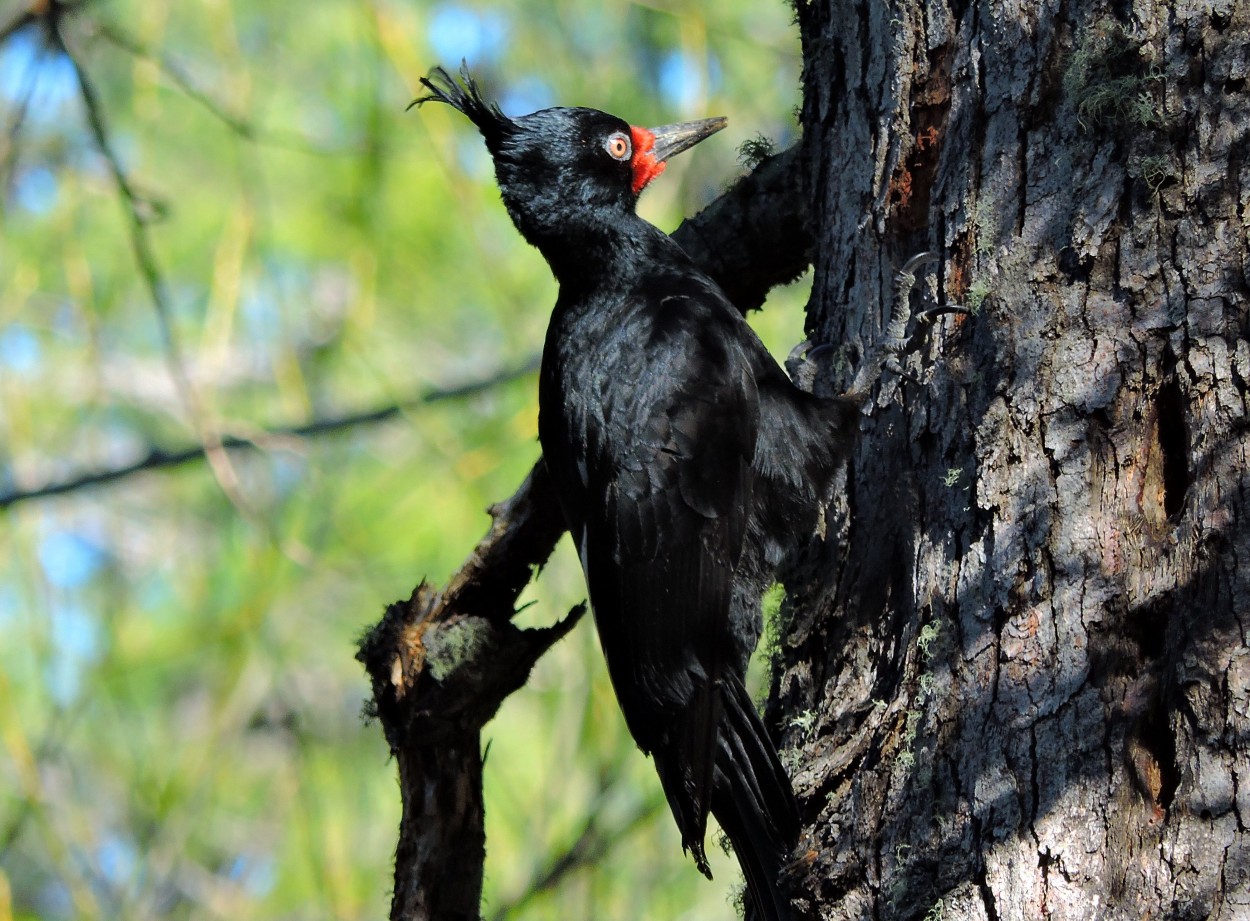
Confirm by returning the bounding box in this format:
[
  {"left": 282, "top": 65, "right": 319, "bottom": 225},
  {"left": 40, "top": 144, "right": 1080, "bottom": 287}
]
[{"left": 417, "top": 64, "right": 859, "bottom": 921}]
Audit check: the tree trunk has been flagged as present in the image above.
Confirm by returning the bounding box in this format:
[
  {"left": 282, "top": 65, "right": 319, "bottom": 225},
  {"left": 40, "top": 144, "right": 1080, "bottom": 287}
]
[{"left": 783, "top": 1, "right": 1250, "bottom": 918}]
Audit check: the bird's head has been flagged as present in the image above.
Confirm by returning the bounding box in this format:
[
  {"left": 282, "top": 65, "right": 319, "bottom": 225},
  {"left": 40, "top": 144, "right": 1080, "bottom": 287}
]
[{"left": 414, "top": 64, "right": 726, "bottom": 253}]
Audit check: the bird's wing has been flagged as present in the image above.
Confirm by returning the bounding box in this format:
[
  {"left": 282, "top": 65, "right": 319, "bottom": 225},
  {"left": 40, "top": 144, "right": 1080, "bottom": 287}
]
[{"left": 578, "top": 290, "right": 760, "bottom": 871}]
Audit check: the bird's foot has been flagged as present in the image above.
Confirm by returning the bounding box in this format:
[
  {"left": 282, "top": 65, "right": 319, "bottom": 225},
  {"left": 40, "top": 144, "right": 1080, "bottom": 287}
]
[
  {"left": 844, "top": 250, "right": 967, "bottom": 402},
  {"left": 789, "top": 252, "right": 970, "bottom": 401},
  {"left": 883, "top": 355, "right": 924, "bottom": 387},
  {"left": 899, "top": 252, "right": 973, "bottom": 327},
  {"left": 785, "top": 340, "right": 837, "bottom": 393}
]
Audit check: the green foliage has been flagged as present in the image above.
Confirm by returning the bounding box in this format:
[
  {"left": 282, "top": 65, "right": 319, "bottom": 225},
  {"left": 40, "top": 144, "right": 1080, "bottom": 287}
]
[
  {"left": 0, "top": 1, "right": 808, "bottom": 919},
  {"left": 754, "top": 580, "right": 787, "bottom": 673},
  {"left": 788, "top": 708, "right": 818, "bottom": 741}
]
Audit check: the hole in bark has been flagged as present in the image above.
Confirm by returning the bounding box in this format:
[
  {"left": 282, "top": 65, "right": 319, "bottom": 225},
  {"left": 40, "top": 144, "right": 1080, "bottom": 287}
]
[
  {"left": 1155, "top": 376, "right": 1190, "bottom": 519},
  {"left": 1126, "top": 600, "right": 1168, "bottom": 661},
  {"left": 1057, "top": 246, "right": 1093, "bottom": 283},
  {"left": 1138, "top": 706, "right": 1179, "bottom": 811}
]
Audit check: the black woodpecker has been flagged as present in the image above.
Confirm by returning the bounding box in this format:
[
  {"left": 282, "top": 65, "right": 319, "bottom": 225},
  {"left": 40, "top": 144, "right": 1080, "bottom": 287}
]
[{"left": 417, "top": 64, "right": 860, "bottom": 921}]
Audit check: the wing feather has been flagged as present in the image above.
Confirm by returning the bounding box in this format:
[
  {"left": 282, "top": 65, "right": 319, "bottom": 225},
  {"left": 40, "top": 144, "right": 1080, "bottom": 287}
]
[{"left": 570, "top": 290, "right": 759, "bottom": 866}]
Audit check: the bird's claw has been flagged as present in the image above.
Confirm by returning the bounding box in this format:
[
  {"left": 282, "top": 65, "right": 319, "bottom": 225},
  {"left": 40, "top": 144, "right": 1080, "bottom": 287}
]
[
  {"left": 897, "top": 250, "right": 940, "bottom": 278},
  {"left": 792, "top": 252, "right": 967, "bottom": 402},
  {"left": 844, "top": 251, "right": 964, "bottom": 402},
  {"left": 786, "top": 340, "right": 836, "bottom": 393},
  {"left": 897, "top": 253, "right": 973, "bottom": 324},
  {"left": 884, "top": 355, "right": 923, "bottom": 387},
  {"left": 917, "top": 302, "right": 973, "bottom": 324}
]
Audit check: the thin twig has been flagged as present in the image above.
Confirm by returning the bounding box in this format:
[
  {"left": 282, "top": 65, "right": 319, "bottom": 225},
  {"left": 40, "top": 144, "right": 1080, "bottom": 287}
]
[
  {"left": 0, "top": 8, "right": 35, "bottom": 46},
  {"left": 92, "top": 21, "right": 358, "bottom": 157},
  {"left": 96, "top": 22, "right": 255, "bottom": 136},
  {"left": 55, "top": 18, "right": 260, "bottom": 515},
  {"left": 0, "top": 19, "right": 44, "bottom": 199},
  {"left": 487, "top": 788, "right": 660, "bottom": 921},
  {"left": 59, "top": 30, "right": 191, "bottom": 398},
  {"left": 0, "top": 356, "right": 539, "bottom": 510}
]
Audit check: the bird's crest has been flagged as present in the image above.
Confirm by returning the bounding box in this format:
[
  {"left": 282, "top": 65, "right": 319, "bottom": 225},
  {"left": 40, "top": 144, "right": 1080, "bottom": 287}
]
[{"left": 411, "top": 62, "right": 513, "bottom": 147}]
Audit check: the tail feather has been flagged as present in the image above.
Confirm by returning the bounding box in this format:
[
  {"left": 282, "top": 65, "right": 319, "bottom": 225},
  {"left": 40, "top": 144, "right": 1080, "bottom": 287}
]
[
  {"left": 712, "top": 676, "right": 798, "bottom": 921},
  {"left": 651, "top": 674, "right": 798, "bottom": 919},
  {"left": 650, "top": 664, "right": 795, "bottom": 914},
  {"left": 652, "top": 678, "right": 723, "bottom": 878}
]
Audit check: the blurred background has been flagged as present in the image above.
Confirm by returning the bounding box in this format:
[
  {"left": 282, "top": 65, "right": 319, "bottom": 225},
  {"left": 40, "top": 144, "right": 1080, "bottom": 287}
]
[{"left": 0, "top": 1, "right": 808, "bottom": 918}]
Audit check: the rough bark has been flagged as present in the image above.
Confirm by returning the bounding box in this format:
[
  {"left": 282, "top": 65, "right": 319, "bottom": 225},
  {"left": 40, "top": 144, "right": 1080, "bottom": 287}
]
[{"left": 782, "top": 1, "right": 1250, "bottom": 919}]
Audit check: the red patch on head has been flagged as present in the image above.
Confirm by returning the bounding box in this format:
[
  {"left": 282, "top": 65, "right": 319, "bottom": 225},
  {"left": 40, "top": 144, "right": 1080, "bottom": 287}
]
[{"left": 629, "top": 125, "right": 666, "bottom": 194}]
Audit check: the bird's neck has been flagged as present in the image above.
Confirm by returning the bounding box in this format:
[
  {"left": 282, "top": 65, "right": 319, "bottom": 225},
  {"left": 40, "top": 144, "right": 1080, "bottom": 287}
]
[{"left": 524, "top": 210, "right": 680, "bottom": 291}]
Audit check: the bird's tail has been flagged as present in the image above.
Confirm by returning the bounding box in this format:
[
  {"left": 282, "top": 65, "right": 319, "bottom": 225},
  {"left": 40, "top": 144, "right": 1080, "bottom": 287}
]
[
  {"left": 651, "top": 674, "right": 799, "bottom": 920},
  {"left": 712, "top": 676, "right": 800, "bottom": 921}
]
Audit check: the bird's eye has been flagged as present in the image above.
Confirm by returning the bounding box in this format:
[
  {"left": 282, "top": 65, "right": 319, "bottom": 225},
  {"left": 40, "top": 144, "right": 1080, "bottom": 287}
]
[{"left": 604, "top": 132, "right": 632, "bottom": 161}]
